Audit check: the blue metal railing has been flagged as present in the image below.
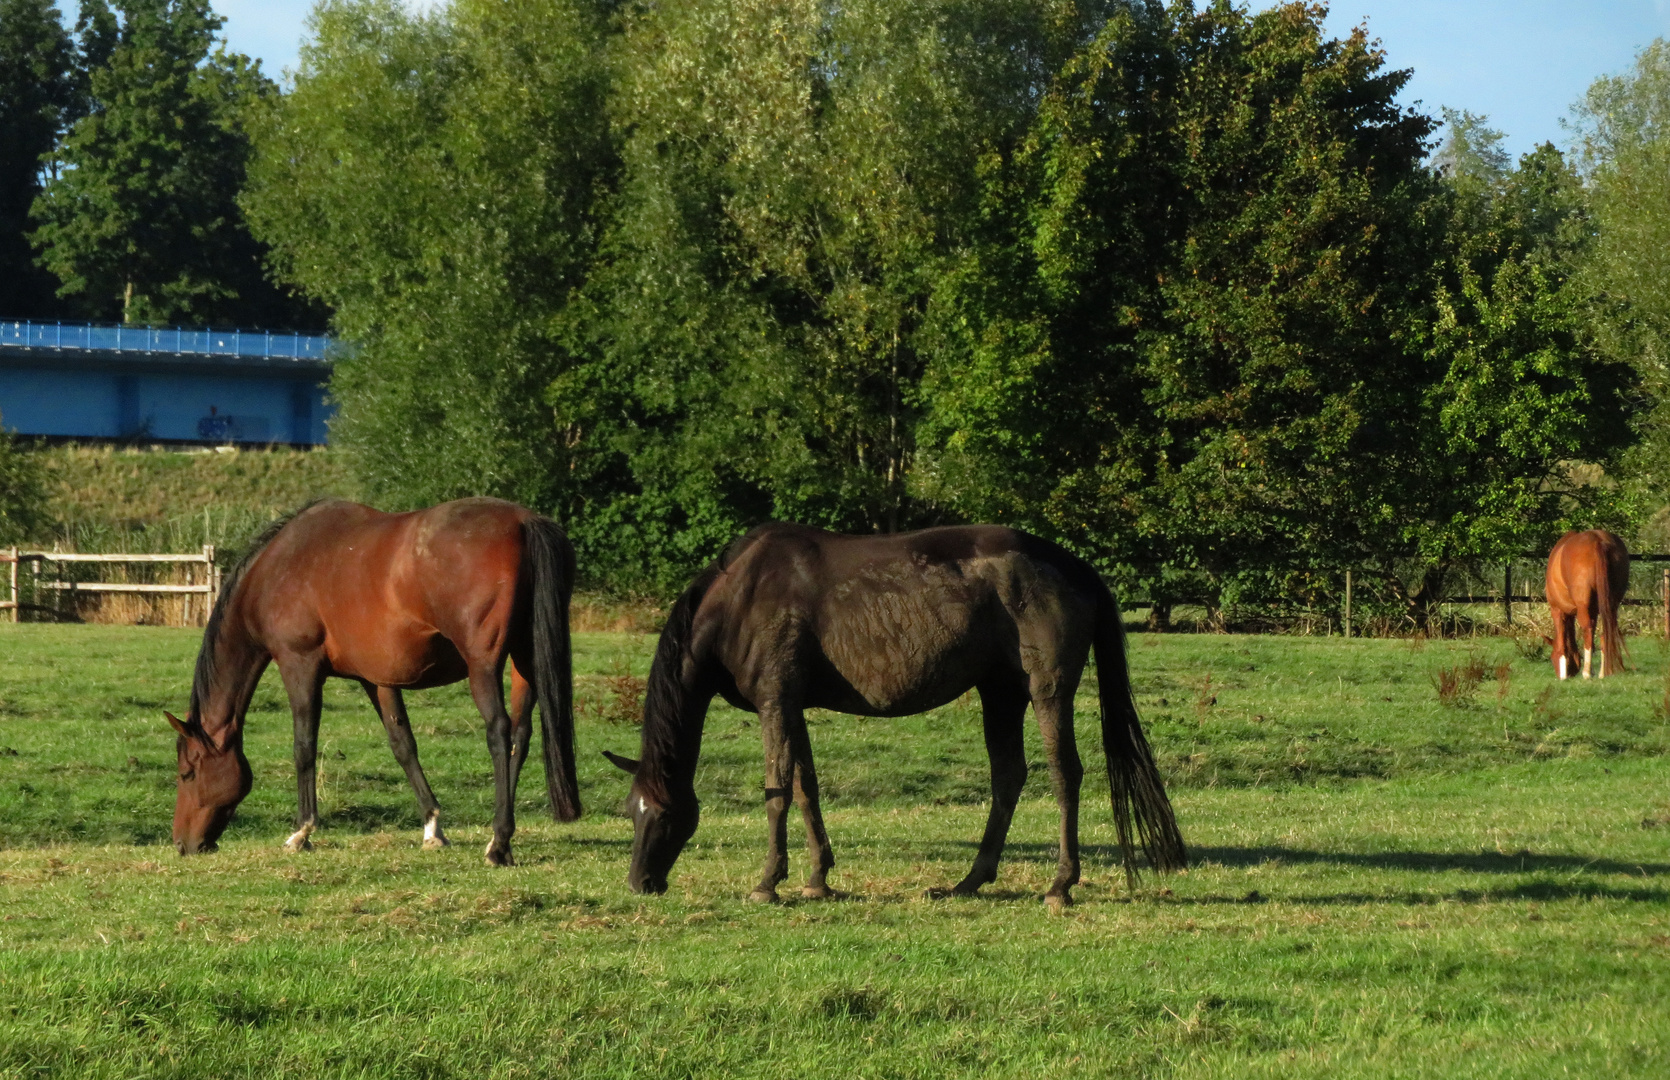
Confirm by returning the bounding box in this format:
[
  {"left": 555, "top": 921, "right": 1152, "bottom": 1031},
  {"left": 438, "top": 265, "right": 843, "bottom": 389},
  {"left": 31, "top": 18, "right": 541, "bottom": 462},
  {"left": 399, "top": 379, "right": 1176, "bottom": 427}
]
[{"left": 0, "top": 320, "right": 332, "bottom": 362}]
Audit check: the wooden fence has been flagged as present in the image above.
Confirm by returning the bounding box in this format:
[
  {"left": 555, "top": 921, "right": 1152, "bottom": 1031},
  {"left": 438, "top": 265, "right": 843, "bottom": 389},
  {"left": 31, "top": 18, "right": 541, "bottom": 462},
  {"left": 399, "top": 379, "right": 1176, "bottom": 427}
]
[{"left": 2, "top": 547, "right": 220, "bottom": 627}]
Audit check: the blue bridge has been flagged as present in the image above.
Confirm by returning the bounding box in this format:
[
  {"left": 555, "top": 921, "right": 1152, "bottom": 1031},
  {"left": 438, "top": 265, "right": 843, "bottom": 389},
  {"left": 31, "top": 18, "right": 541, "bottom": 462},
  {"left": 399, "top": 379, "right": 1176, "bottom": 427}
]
[{"left": 0, "top": 320, "right": 336, "bottom": 445}]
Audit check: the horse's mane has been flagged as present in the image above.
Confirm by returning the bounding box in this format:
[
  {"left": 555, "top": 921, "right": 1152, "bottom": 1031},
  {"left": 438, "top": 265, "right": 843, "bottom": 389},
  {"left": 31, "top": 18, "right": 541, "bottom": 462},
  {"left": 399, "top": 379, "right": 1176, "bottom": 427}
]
[
  {"left": 189, "top": 501, "right": 322, "bottom": 722},
  {"left": 638, "top": 528, "right": 769, "bottom": 803}
]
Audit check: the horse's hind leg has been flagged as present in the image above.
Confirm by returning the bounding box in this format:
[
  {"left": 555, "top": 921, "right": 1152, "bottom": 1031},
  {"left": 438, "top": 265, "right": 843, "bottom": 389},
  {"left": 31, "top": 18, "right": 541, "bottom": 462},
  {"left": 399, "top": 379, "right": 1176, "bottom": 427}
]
[
  {"left": 1555, "top": 612, "right": 1576, "bottom": 679},
  {"left": 468, "top": 663, "right": 518, "bottom": 867},
  {"left": 786, "top": 709, "right": 836, "bottom": 899},
  {"left": 950, "top": 681, "right": 1028, "bottom": 897},
  {"left": 278, "top": 655, "right": 327, "bottom": 853},
  {"left": 1032, "top": 673, "right": 1084, "bottom": 909},
  {"left": 362, "top": 683, "right": 447, "bottom": 849},
  {"left": 507, "top": 662, "right": 535, "bottom": 796},
  {"left": 1579, "top": 605, "right": 1596, "bottom": 679}
]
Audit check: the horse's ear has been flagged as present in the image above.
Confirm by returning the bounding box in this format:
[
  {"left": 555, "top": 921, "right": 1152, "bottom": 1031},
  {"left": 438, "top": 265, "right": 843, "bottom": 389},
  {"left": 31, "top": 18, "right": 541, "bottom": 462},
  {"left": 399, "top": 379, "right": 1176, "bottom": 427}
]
[
  {"left": 602, "top": 750, "right": 640, "bottom": 774},
  {"left": 164, "top": 711, "right": 192, "bottom": 738}
]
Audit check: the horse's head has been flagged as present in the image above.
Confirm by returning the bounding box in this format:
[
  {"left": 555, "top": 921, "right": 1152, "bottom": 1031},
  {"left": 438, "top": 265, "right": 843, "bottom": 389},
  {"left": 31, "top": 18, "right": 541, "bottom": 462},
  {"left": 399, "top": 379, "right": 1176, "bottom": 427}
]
[
  {"left": 167, "top": 712, "right": 252, "bottom": 855},
  {"left": 605, "top": 750, "right": 698, "bottom": 894}
]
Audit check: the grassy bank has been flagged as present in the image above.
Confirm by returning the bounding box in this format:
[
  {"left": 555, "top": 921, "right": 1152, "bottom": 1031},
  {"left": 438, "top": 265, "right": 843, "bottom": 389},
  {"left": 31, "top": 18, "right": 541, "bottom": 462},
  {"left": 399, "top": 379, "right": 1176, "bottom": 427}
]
[
  {"left": 32, "top": 443, "right": 357, "bottom": 553},
  {"left": 0, "top": 629, "right": 1666, "bottom": 1076}
]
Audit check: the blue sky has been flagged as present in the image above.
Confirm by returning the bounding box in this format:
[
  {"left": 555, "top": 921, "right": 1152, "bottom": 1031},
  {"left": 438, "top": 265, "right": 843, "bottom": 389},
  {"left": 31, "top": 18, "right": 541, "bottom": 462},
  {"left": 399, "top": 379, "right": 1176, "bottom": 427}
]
[{"left": 215, "top": 0, "right": 1670, "bottom": 159}]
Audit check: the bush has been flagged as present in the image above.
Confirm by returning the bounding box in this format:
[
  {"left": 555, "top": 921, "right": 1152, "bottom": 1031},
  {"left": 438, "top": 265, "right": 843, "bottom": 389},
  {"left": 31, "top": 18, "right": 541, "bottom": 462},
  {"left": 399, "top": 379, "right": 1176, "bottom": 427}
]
[{"left": 0, "top": 418, "right": 46, "bottom": 546}]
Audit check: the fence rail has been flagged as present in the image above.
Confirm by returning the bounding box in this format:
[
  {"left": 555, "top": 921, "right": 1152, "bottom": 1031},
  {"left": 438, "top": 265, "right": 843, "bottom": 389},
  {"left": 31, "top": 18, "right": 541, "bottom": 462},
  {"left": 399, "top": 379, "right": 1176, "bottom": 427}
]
[
  {"left": 0, "top": 319, "right": 331, "bottom": 364},
  {"left": 2, "top": 548, "right": 220, "bottom": 627}
]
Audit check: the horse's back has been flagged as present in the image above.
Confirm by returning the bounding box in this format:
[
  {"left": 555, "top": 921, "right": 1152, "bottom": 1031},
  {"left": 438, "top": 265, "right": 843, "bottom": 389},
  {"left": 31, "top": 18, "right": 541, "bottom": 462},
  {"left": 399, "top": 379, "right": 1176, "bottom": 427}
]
[
  {"left": 241, "top": 498, "right": 540, "bottom": 685},
  {"left": 706, "top": 524, "right": 1101, "bottom": 714},
  {"left": 1547, "top": 529, "right": 1629, "bottom": 612}
]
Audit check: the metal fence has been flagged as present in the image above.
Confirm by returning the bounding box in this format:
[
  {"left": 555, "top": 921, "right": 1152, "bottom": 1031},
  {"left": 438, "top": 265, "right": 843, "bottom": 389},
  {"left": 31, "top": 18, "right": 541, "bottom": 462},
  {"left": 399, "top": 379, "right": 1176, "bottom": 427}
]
[{"left": 0, "top": 320, "right": 331, "bottom": 364}]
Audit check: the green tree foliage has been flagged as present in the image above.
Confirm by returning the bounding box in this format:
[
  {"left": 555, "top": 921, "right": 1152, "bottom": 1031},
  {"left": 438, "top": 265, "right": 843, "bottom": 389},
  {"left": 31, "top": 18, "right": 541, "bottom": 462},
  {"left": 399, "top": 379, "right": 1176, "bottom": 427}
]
[
  {"left": 0, "top": 0, "right": 77, "bottom": 317},
  {"left": 30, "top": 0, "right": 308, "bottom": 326},
  {"left": 1395, "top": 129, "right": 1632, "bottom": 612},
  {"left": 1576, "top": 41, "right": 1670, "bottom": 505},
  {"left": 918, "top": 3, "right": 1440, "bottom": 602},
  {"left": 249, "top": 0, "right": 1637, "bottom": 598},
  {"left": 242, "top": 0, "right": 613, "bottom": 516},
  {"left": 0, "top": 414, "right": 47, "bottom": 544},
  {"left": 569, "top": 0, "right": 1092, "bottom": 584}
]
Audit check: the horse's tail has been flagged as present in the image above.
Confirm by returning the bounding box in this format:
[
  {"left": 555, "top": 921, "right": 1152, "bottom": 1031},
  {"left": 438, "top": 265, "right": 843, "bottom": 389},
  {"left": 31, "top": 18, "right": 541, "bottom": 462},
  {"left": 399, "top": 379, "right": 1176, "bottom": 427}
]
[
  {"left": 524, "top": 516, "right": 580, "bottom": 822},
  {"left": 1596, "top": 548, "right": 1627, "bottom": 678},
  {"left": 1092, "top": 585, "right": 1187, "bottom": 889}
]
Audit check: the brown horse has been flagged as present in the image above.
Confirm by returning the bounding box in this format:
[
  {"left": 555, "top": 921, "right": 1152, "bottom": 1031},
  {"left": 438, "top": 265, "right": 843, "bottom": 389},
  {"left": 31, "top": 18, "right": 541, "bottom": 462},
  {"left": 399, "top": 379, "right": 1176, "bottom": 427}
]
[
  {"left": 168, "top": 497, "right": 577, "bottom": 864},
  {"left": 1546, "top": 529, "right": 1630, "bottom": 680},
  {"left": 604, "top": 523, "right": 1186, "bottom": 907}
]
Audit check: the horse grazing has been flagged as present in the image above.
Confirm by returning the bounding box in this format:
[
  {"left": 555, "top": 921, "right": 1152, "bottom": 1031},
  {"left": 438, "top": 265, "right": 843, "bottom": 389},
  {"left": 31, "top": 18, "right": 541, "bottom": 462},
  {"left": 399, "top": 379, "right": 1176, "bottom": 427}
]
[
  {"left": 168, "top": 498, "right": 578, "bottom": 865},
  {"left": 604, "top": 523, "right": 1186, "bottom": 907},
  {"left": 1546, "top": 529, "right": 1630, "bottom": 680}
]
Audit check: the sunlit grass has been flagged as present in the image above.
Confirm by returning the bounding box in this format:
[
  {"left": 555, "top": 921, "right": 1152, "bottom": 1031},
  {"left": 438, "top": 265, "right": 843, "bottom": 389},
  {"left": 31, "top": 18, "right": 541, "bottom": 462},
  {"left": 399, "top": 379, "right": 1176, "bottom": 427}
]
[{"left": 0, "top": 626, "right": 1666, "bottom": 1077}]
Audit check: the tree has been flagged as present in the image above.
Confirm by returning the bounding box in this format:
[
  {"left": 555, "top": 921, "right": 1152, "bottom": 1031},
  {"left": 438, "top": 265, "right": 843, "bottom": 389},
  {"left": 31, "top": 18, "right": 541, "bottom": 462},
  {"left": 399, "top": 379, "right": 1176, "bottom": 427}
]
[
  {"left": 0, "top": 0, "right": 77, "bottom": 317},
  {"left": 30, "top": 0, "right": 311, "bottom": 327},
  {"left": 571, "top": 0, "right": 1090, "bottom": 585},
  {"left": 1383, "top": 136, "right": 1634, "bottom": 620},
  {"left": 243, "top": 0, "right": 614, "bottom": 521},
  {"left": 917, "top": 2, "right": 1441, "bottom": 615},
  {"left": 1574, "top": 40, "right": 1670, "bottom": 514}
]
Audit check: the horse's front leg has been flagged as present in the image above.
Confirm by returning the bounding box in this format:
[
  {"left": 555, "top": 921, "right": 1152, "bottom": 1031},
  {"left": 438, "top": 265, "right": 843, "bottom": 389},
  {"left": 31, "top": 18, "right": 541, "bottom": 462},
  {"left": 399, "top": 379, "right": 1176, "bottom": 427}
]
[
  {"left": 279, "top": 656, "right": 326, "bottom": 853},
  {"left": 750, "top": 701, "right": 793, "bottom": 903},
  {"left": 362, "top": 682, "right": 448, "bottom": 849},
  {"left": 468, "top": 663, "right": 518, "bottom": 867},
  {"left": 786, "top": 707, "right": 836, "bottom": 899}
]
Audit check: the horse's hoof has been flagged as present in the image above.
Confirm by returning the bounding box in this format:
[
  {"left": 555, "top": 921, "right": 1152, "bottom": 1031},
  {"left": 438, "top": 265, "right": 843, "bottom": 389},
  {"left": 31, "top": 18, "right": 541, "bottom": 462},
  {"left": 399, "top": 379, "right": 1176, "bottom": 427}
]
[
  {"left": 1044, "top": 892, "right": 1073, "bottom": 913},
  {"left": 422, "top": 835, "right": 450, "bottom": 851},
  {"left": 746, "top": 888, "right": 779, "bottom": 904},
  {"left": 283, "top": 831, "right": 313, "bottom": 853},
  {"left": 484, "top": 843, "right": 513, "bottom": 867},
  {"left": 801, "top": 885, "right": 842, "bottom": 900}
]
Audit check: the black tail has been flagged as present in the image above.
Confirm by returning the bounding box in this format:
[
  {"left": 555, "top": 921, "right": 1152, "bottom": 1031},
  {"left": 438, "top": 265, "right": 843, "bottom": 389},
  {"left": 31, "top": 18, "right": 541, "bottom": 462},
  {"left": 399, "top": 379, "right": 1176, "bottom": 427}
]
[
  {"left": 1093, "top": 587, "right": 1186, "bottom": 888},
  {"left": 524, "top": 517, "right": 580, "bottom": 821}
]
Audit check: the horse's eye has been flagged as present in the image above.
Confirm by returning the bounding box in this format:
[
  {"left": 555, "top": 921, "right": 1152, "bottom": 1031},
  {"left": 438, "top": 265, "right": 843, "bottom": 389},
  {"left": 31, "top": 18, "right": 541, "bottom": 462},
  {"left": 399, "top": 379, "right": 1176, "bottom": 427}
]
[{"left": 180, "top": 768, "right": 196, "bottom": 782}]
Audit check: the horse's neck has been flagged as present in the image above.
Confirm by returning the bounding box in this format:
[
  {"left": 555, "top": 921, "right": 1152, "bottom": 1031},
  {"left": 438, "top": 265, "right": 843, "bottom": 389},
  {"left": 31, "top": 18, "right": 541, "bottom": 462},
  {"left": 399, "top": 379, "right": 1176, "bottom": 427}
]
[
  {"left": 642, "top": 669, "right": 711, "bottom": 797},
  {"left": 196, "top": 618, "right": 264, "bottom": 743}
]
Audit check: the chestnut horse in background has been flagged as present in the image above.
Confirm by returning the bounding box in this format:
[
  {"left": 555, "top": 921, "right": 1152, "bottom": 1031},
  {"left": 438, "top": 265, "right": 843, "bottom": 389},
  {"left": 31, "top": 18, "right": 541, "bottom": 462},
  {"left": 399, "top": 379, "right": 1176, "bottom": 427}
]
[
  {"left": 1546, "top": 529, "right": 1630, "bottom": 680},
  {"left": 168, "top": 498, "right": 577, "bottom": 865}
]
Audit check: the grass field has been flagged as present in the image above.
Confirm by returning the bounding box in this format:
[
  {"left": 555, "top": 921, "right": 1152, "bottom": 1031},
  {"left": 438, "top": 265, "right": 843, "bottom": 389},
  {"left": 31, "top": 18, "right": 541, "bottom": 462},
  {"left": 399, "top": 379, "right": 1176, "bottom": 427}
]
[{"left": 0, "top": 625, "right": 1667, "bottom": 1077}]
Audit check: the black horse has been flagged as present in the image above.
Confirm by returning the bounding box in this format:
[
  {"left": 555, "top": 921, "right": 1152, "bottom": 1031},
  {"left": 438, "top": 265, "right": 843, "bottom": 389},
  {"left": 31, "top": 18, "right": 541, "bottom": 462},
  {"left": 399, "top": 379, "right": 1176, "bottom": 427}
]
[{"left": 605, "top": 523, "right": 1185, "bottom": 906}]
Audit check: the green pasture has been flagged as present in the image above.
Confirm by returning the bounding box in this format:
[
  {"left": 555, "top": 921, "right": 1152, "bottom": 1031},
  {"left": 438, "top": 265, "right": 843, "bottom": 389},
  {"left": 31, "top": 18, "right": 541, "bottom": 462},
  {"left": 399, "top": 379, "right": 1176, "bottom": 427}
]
[{"left": 0, "top": 626, "right": 1666, "bottom": 1077}]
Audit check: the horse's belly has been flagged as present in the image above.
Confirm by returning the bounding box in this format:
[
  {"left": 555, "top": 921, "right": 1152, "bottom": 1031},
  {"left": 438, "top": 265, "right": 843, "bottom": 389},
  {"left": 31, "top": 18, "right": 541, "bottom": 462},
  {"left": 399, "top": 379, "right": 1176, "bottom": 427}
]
[
  {"left": 327, "top": 631, "right": 467, "bottom": 689},
  {"left": 813, "top": 607, "right": 993, "bottom": 716}
]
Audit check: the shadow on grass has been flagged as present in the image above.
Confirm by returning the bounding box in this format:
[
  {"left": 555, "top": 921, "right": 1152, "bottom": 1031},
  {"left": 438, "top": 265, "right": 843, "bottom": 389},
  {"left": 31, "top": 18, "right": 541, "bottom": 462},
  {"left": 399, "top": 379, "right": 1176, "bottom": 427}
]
[{"left": 921, "top": 840, "right": 1670, "bottom": 878}]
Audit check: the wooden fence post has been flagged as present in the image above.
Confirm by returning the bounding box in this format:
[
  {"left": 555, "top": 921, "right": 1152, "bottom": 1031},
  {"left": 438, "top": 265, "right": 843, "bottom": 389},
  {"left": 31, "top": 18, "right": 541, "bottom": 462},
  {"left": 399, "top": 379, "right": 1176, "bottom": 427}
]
[
  {"left": 1662, "top": 568, "right": 1668, "bottom": 641},
  {"left": 206, "top": 545, "right": 218, "bottom": 619},
  {"left": 1503, "top": 563, "right": 1512, "bottom": 627},
  {"left": 7, "top": 548, "right": 16, "bottom": 624},
  {"left": 1343, "top": 570, "right": 1352, "bottom": 638}
]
